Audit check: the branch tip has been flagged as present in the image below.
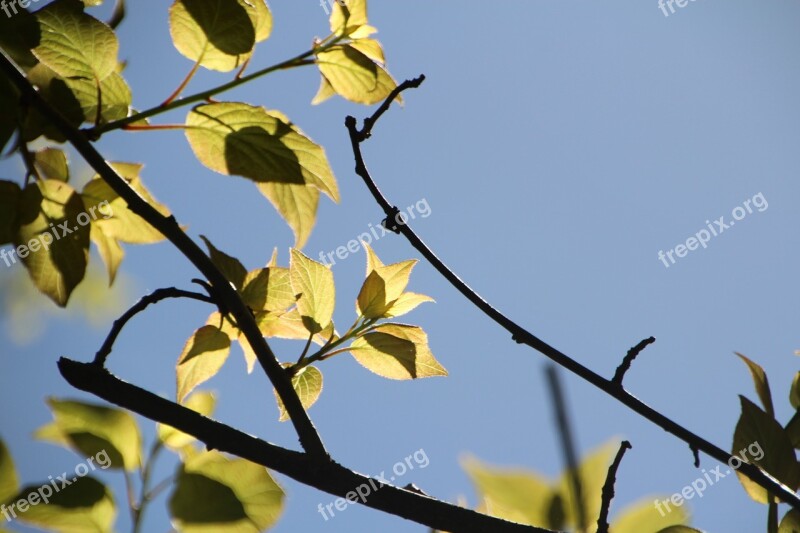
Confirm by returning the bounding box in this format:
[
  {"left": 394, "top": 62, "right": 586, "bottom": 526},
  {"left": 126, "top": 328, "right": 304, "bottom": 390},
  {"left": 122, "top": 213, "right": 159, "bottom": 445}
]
[{"left": 612, "top": 336, "right": 656, "bottom": 386}]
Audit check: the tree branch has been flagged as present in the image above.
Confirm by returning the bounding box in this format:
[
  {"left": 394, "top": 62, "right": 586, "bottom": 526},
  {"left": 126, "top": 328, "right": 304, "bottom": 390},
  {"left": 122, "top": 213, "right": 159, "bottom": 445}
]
[
  {"left": 343, "top": 76, "right": 800, "bottom": 511},
  {"left": 0, "top": 51, "right": 328, "bottom": 460},
  {"left": 612, "top": 336, "right": 655, "bottom": 386},
  {"left": 57, "top": 358, "right": 554, "bottom": 533},
  {"left": 596, "top": 441, "right": 632, "bottom": 533}
]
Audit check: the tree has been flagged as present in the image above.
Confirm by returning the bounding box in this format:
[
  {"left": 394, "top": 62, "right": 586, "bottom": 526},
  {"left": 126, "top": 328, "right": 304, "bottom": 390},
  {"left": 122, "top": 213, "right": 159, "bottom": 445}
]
[{"left": 0, "top": 1, "right": 798, "bottom": 532}]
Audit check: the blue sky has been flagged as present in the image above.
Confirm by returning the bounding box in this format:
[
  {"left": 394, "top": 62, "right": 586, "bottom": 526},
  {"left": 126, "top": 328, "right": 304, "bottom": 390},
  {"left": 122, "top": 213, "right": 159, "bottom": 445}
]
[{"left": 1, "top": 1, "right": 799, "bottom": 532}]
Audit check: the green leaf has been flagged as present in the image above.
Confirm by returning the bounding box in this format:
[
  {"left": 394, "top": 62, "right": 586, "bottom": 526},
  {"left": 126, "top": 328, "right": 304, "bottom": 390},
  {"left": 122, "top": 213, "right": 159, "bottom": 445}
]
[
  {"left": 785, "top": 410, "right": 800, "bottom": 449},
  {"left": 81, "top": 162, "right": 170, "bottom": 244},
  {"left": 177, "top": 325, "right": 231, "bottom": 403},
  {"left": 356, "top": 243, "right": 423, "bottom": 319},
  {"left": 558, "top": 440, "right": 618, "bottom": 528},
  {"left": 241, "top": 266, "right": 295, "bottom": 312},
  {"left": 0, "top": 181, "right": 21, "bottom": 245},
  {"left": 733, "top": 395, "right": 800, "bottom": 503},
  {"left": 13, "top": 476, "right": 115, "bottom": 533},
  {"left": 32, "top": 0, "right": 118, "bottom": 81},
  {"left": 275, "top": 365, "right": 323, "bottom": 422},
  {"left": 316, "top": 44, "right": 398, "bottom": 105},
  {"left": 349, "top": 323, "right": 447, "bottom": 380},
  {"left": 0, "top": 7, "right": 40, "bottom": 71},
  {"left": 0, "top": 438, "right": 19, "bottom": 504},
  {"left": 185, "top": 102, "right": 339, "bottom": 247},
  {"left": 612, "top": 497, "right": 691, "bottom": 533},
  {"left": 34, "top": 148, "right": 69, "bottom": 182},
  {"left": 290, "top": 249, "right": 335, "bottom": 334},
  {"left": 15, "top": 180, "right": 90, "bottom": 306},
  {"left": 349, "top": 38, "right": 385, "bottom": 64},
  {"left": 158, "top": 391, "right": 217, "bottom": 451},
  {"left": 384, "top": 292, "right": 434, "bottom": 318},
  {"left": 736, "top": 352, "right": 775, "bottom": 417},
  {"left": 200, "top": 236, "right": 247, "bottom": 291},
  {"left": 329, "top": 0, "right": 367, "bottom": 33},
  {"left": 90, "top": 224, "right": 124, "bottom": 284},
  {"left": 311, "top": 74, "right": 336, "bottom": 105},
  {"left": 63, "top": 71, "right": 133, "bottom": 125},
  {"left": 169, "top": 0, "right": 256, "bottom": 72},
  {"left": 23, "top": 62, "right": 86, "bottom": 142},
  {"left": 169, "top": 450, "right": 284, "bottom": 532},
  {"left": 246, "top": 0, "right": 272, "bottom": 42},
  {"left": 461, "top": 455, "right": 557, "bottom": 527},
  {"left": 35, "top": 398, "right": 142, "bottom": 471},
  {"left": 780, "top": 509, "right": 800, "bottom": 533},
  {"left": 791, "top": 372, "right": 800, "bottom": 411}
]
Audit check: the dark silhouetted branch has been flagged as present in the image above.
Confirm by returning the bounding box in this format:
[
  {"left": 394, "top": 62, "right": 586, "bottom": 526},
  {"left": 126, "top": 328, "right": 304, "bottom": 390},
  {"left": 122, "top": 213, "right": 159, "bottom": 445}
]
[
  {"left": 596, "top": 441, "right": 632, "bottom": 533},
  {"left": 612, "top": 336, "right": 656, "bottom": 386}
]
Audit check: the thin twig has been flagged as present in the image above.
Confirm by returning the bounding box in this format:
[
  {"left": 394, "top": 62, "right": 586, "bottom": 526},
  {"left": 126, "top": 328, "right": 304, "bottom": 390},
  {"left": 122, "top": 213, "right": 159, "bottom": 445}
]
[
  {"left": 355, "top": 75, "right": 426, "bottom": 141},
  {"left": 343, "top": 75, "right": 800, "bottom": 510},
  {"left": 596, "top": 441, "right": 632, "bottom": 533},
  {"left": 0, "top": 51, "right": 329, "bottom": 460},
  {"left": 93, "top": 288, "right": 213, "bottom": 366},
  {"left": 612, "top": 336, "right": 656, "bottom": 386},
  {"left": 58, "top": 358, "right": 551, "bottom": 533},
  {"left": 545, "top": 365, "right": 586, "bottom": 532}
]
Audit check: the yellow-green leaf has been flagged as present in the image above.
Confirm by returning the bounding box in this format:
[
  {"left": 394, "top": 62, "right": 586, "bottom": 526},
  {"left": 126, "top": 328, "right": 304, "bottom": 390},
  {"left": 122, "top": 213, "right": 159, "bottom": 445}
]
[
  {"left": 654, "top": 528, "right": 704, "bottom": 533},
  {"left": 329, "top": 0, "right": 367, "bottom": 33},
  {"left": 733, "top": 395, "right": 800, "bottom": 503},
  {"left": 558, "top": 440, "right": 619, "bottom": 528},
  {"left": 311, "top": 74, "right": 336, "bottom": 105},
  {"left": 0, "top": 181, "right": 20, "bottom": 245},
  {"left": 791, "top": 372, "right": 800, "bottom": 411},
  {"left": 385, "top": 292, "right": 434, "bottom": 318},
  {"left": 90, "top": 223, "right": 124, "bottom": 285},
  {"left": 13, "top": 477, "right": 115, "bottom": 533},
  {"left": 177, "top": 325, "right": 231, "bottom": 403},
  {"left": 349, "top": 323, "right": 446, "bottom": 380},
  {"left": 246, "top": 0, "right": 271, "bottom": 42},
  {"left": 349, "top": 38, "right": 385, "bottom": 64},
  {"left": 356, "top": 243, "right": 418, "bottom": 318},
  {"left": 275, "top": 365, "right": 323, "bottom": 421},
  {"left": 32, "top": 1, "right": 118, "bottom": 81},
  {"left": 158, "top": 391, "right": 217, "bottom": 451},
  {"left": 290, "top": 249, "right": 335, "bottom": 334},
  {"left": 169, "top": 450, "right": 284, "bottom": 532},
  {"left": 736, "top": 352, "right": 774, "bottom": 417},
  {"left": 34, "top": 148, "right": 69, "bottom": 182},
  {"left": 461, "top": 455, "right": 556, "bottom": 527},
  {"left": 241, "top": 266, "right": 295, "bottom": 312},
  {"left": 35, "top": 398, "right": 142, "bottom": 471},
  {"left": 15, "top": 180, "right": 90, "bottom": 306},
  {"left": 169, "top": 0, "right": 256, "bottom": 72},
  {"left": 0, "top": 438, "right": 18, "bottom": 504},
  {"left": 185, "top": 102, "right": 338, "bottom": 247},
  {"left": 81, "top": 162, "right": 170, "bottom": 244},
  {"left": 780, "top": 509, "right": 800, "bottom": 533},
  {"left": 612, "top": 497, "right": 691, "bottom": 533},
  {"left": 316, "top": 44, "right": 398, "bottom": 105},
  {"left": 200, "top": 236, "right": 247, "bottom": 291}
]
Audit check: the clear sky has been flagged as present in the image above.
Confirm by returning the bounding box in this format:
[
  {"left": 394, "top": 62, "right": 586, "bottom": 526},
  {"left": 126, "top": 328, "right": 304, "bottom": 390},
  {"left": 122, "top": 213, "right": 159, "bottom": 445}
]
[{"left": 1, "top": 1, "right": 799, "bottom": 532}]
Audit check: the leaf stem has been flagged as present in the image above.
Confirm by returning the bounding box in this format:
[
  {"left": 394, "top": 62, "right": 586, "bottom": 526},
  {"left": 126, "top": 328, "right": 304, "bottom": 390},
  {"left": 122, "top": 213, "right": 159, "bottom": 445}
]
[{"left": 162, "top": 59, "right": 202, "bottom": 107}]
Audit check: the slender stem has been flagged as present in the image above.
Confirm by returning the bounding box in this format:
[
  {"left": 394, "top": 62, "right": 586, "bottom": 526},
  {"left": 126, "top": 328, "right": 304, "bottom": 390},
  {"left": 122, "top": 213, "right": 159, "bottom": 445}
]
[
  {"left": 0, "top": 50, "right": 329, "bottom": 460},
  {"left": 121, "top": 124, "right": 187, "bottom": 132},
  {"left": 596, "top": 441, "right": 632, "bottom": 533},
  {"left": 132, "top": 441, "right": 163, "bottom": 533},
  {"left": 123, "top": 469, "right": 137, "bottom": 527},
  {"left": 94, "top": 288, "right": 214, "bottom": 366},
  {"left": 343, "top": 76, "right": 800, "bottom": 511},
  {"left": 162, "top": 60, "right": 202, "bottom": 106},
  {"left": 296, "top": 332, "right": 314, "bottom": 365},
  {"left": 84, "top": 38, "right": 337, "bottom": 138}
]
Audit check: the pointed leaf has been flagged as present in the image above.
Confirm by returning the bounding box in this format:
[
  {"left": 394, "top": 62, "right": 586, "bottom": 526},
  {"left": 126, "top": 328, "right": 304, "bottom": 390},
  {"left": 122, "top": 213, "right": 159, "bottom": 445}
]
[
  {"left": 177, "top": 325, "right": 231, "bottom": 403},
  {"left": 90, "top": 224, "right": 124, "bottom": 284},
  {"left": 32, "top": 1, "right": 118, "bottom": 81},
  {"left": 316, "top": 44, "right": 398, "bottom": 105},
  {"left": 349, "top": 38, "right": 385, "bottom": 64},
  {"left": 356, "top": 244, "right": 417, "bottom": 318},
  {"left": 275, "top": 365, "right": 323, "bottom": 422},
  {"left": 200, "top": 236, "right": 247, "bottom": 290},
  {"left": 329, "top": 0, "right": 367, "bottom": 33},
  {"left": 385, "top": 292, "right": 434, "bottom": 318},
  {"left": 290, "top": 249, "right": 335, "bottom": 333},
  {"left": 35, "top": 398, "right": 142, "bottom": 471},
  {"left": 34, "top": 148, "right": 69, "bottom": 182},
  {"left": 169, "top": 0, "right": 256, "bottom": 72},
  {"left": 169, "top": 450, "right": 284, "bottom": 532},
  {"left": 733, "top": 395, "right": 800, "bottom": 503},
  {"left": 349, "top": 323, "right": 446, "bottom": 380},
  {"left": 241, "top": 266, "right": 295, "bottom": 312},
  {"left": 736, "top": 352, "right": 775, "bottom": 417},
  {"left": 791, "top": 372, "right": 800, "bottom": 411},
  {"left": 14, "top": 477, "right": 115, "bottom": 533},
  {"left": 15, "top": 180, "right": 90, "bottom": 306},
  {"left": 0, "top": 439, "right": 18, "bottom": 504},
  {"left": 311, "top": 74, "right": 336, "bottom": 105}
]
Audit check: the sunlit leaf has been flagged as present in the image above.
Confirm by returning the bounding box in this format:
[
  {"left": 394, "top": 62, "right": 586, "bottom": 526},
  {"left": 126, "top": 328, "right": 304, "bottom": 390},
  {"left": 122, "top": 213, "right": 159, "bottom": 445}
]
[
  {"left": 177, "top": 325, "right": 231, "bottom": 403},
  {"left": 35, "top": 398, "right": 142, "bottom": 471},
  {"left": 349, "top": 38, "right": 385, "bottom": 64},
  {"left": 0, "top": 181, "right": 21, "bottom": 245},
  {"left": 461, "top": 455, "right": 557, "bottom": 527},
  {"left": 329, "top": 0, "right": 366, "bottom": 33},
  {"left": 185, "top": 102, "right": 338, "bottom": 247},
  {"left": 241, "top": 266, "right": 295, "bottom": 312},
  {"left": 290, "top": 249, "right": 335, "bottom": 334},
  {"left": 349, "top": 323, "right": 446, "bottom": 380},
  {"left": 15, "top": 180, "right": 90, "bottom": 306},
  {"left": 612, "top": 497, "right": 691, "bottom": 533},
  {"left": 90, "top": 224, "right": 124, "bottom": 284},
  {"left": 158, "top": 391, "right": 217, "bottom": 451},
  {"left": 13, "top": 477, "right": 115, "bottom": 533},
  {"left": 316, "top": 44, "right": 398, "bottom": 105},
  {"left": 169, "top": 450, "right": 284, "bottom": 532},
  {"left": 311, "top": 74, "right": 336, "bottom": 105},
  {"left": 736, "top": 352, "right": 774, "bottom": 417},
  {"left": 32, "top": 0, "right": 118, "bottom": 81},
  {"left": 356, "top": 243, "right": 418, "bottom": 319},
  {"left": 200, "top": 236, "right": 247, "bottom": 291},
  {"left": 558, "top": 440, "right": 619, "bottom": 528},
  {"left": 780, "top": 509, "right": 800, "bottom": 533},
  {"left": 169, "top": 0, "right": 256, "bottom": 72},
  {"left": 275, "top": 365, "right": 323, "bottom": 422},
  {"left": 246, "top": 0, "right": 271, "bottom": 42},
  {"left": 791, "top": 372, "right": 800, "bottom": 411},
  {"left": 0, "top": 438, "right": 18, "bottom": 504},
  {"left": 34, "top": 148, "right": 69, "bottom": 182},
  {"left": 733, "top": 396, "right": 800, "bottom": 503},
  {"left": 385, "top": 292, "right": 434, "bottom": 318}
]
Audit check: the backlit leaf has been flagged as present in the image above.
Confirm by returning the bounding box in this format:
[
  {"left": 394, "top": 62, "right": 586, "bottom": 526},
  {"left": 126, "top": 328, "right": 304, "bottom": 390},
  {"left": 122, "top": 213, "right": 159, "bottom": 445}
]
[
  {"left": 780, "top": 509, "right": 800, "bottom": 533},
  {"left": 241, "top": 266, "right": 295, "bottom": 312},
  {"left": 329, "top": 0, "right": 367, "bottom": 33},
  {"left": 311, "top": 74, "right": 336, "bottom": 105},
  {"left": 290, "top": 249, "right": 335, "bottom": 334},
  {"left": 791, "top": 372, "right": 800, "bottom": 410},
  {"left": 177, "top": 325, "right": 231, "bottom": 403},
  {"left": 34, "top": 148, "right": 69, "bottom": 182},
  {"left": 384, "top": 292, "right": 434, "bottom": 318},
  {"left": 612, "top": 497, "right": 691, "bottom": 533},
  {"left": 736, "top": 352, "right": 774, "bottom": 417},
  {"left": 0, "top": 438, "right": 18, "bottom": 504},
  {"left": 349, "top": 323, "right": 446, "bottom": 380},
  {"left": 200, "top": 236, "right": 247, "bottom": 291},
  {"left": 356, "top": 243, "right": 418, "bottom": 318},
  {"left": 316, "top": 44, "right": 398, "bottom": 105},
  {"left": 275, "top": 365, "right": 323, "bottom": 421},
  {"left": 14, "top": 477, "right": 115, "bottom": 533}
]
